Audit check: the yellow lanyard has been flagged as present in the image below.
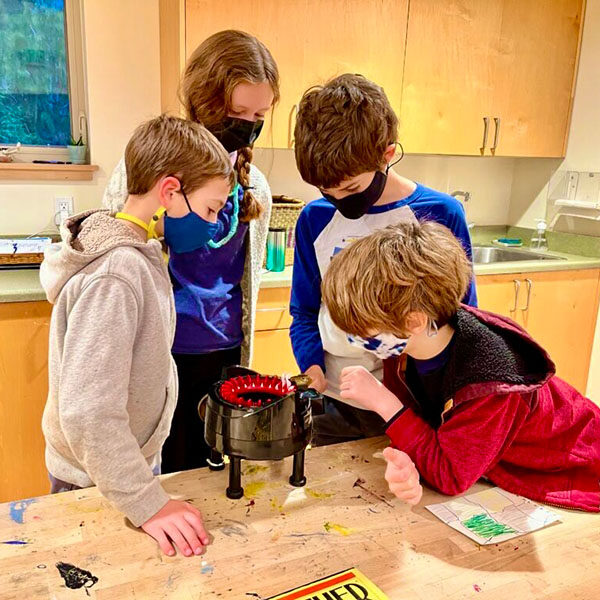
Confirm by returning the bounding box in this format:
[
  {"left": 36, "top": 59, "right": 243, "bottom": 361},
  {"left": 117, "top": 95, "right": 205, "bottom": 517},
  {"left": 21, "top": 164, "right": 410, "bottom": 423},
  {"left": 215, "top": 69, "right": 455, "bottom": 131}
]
[{"left": 115, "top": 208, "right": 168, "bottom": 262}]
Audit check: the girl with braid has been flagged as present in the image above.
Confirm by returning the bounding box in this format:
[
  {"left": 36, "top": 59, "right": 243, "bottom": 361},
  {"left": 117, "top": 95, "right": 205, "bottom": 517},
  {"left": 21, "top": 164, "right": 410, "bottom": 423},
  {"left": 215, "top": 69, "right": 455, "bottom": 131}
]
[{"left": 103, "top": 30, "right": 280, "bottom": 473}]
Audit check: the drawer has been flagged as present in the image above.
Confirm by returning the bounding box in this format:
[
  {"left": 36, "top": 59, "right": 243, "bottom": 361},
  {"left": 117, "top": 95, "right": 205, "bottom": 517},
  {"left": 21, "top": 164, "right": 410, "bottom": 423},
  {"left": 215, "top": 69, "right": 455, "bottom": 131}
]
[
  {"left": 255, "top": 287, "right": 292, "bottom": 331},
  {"left": 251, "top": 329, "right": 298, "bottom": 375}
]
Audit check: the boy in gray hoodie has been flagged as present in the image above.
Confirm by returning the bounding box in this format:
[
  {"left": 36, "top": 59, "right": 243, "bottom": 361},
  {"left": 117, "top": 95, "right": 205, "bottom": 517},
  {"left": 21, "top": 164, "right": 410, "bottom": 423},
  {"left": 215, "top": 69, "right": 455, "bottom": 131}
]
[{"left": 40, "top": 115, "right": 234, "bottom": 557}]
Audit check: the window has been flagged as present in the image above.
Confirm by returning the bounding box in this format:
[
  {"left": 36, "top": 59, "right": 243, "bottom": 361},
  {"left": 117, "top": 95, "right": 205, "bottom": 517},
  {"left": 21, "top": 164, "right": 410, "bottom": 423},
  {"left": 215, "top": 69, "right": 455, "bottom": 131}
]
[{"left": 0, "top": 0, "right": 87, "bottom": 157}]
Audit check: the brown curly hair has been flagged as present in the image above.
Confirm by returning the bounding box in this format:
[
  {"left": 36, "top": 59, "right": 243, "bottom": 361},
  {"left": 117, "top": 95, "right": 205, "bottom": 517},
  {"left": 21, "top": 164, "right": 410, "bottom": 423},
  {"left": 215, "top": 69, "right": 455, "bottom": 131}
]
[
  {"left": 322, "top": 221, "right": 472, "bottom": 337},
  {"left": 180, "top": 30, "right": 280, "bottom": 221}
]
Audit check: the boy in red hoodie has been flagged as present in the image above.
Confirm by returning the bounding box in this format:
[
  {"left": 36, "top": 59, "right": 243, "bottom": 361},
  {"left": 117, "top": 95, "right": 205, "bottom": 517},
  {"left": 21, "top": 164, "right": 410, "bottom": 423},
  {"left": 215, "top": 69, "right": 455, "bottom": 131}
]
[{"left": 321, "top": 220, "right": 600, "bottom": 511}]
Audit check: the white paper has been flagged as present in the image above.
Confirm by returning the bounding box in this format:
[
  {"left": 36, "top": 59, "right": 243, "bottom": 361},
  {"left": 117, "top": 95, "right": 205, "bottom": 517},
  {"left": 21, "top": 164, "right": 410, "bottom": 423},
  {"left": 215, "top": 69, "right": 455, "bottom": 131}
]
[
  {"left": 0, "top": 237, "right": 52, "bottom": 254},
  {"left": 425, "top": 487, "right": 561, "bottom": 545}
]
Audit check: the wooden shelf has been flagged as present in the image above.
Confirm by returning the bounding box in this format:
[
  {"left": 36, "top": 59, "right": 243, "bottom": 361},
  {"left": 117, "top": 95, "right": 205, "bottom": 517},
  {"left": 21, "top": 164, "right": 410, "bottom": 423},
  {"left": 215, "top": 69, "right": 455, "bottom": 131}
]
[{"left": 0, "top": 162, "right": 99, "bottom": 181}]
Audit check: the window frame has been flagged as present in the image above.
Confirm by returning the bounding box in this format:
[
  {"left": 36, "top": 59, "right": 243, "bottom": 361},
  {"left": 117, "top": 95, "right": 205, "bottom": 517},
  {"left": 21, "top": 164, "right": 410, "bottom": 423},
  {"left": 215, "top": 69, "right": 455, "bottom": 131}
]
[{"left": 0, "top": 0, "right": 88, "bottom": 162}]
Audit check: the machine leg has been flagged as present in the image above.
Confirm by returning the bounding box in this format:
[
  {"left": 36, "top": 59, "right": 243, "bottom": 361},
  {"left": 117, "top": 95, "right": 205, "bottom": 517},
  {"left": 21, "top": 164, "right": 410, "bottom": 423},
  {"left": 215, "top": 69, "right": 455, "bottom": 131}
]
[
  {"left": 226, "top": 456, "right": 244, "bottom": 499},
  {"left": 289, "top": 449, "right": 307, "bottom": 487},
  {"left": 207, "top": 449, "right": 225, "bottom": 471}
]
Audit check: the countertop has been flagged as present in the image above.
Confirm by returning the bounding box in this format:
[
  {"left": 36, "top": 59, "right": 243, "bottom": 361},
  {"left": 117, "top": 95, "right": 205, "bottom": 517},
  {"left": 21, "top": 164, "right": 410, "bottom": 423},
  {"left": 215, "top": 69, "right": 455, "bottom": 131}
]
[
  {"left": 1, "top": 436, "right": 597, "bottom": 599},
  {"left": 3, "top": 249, "right": 600, "bottom": 303}
]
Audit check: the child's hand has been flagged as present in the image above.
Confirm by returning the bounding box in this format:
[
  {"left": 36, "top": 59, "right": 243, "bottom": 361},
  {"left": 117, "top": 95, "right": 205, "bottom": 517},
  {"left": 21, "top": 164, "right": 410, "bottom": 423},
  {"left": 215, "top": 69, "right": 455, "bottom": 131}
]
[
  {"left": 339, "top": 366, "right": 403, "bottom": 419},
  {"left": 382, "top": 447, "right": 423, "bottom": 506},
  {"left": 142, "top": 500, "right": 210, "bottom": 557},
  {"left": 305, "top": 364, "right": 327, "bottom": 393}
]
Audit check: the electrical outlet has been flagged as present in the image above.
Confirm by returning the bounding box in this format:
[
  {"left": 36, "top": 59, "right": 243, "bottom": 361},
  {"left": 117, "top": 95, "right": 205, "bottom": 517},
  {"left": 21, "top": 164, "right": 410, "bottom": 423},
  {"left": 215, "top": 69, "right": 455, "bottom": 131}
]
[{"left": 54, "top": 196, "right": 74, "bottom": 226}]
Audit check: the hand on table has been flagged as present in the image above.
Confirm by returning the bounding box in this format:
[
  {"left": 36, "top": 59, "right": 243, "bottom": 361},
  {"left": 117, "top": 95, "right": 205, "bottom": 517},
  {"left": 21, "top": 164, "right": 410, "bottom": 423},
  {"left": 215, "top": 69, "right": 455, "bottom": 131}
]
[
  {"left": 142, "top": 499, "right": 210, "bottom": 557},
  {"left": 383, "top": 447, "right": 423, "bottom": 506}
]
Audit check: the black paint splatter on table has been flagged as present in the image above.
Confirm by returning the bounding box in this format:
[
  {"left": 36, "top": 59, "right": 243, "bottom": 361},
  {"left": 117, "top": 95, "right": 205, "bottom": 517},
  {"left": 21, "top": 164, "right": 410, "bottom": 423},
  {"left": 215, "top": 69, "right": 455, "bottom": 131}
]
[{"left": 56, "top": 562, "right": 98, "bottom": 595}]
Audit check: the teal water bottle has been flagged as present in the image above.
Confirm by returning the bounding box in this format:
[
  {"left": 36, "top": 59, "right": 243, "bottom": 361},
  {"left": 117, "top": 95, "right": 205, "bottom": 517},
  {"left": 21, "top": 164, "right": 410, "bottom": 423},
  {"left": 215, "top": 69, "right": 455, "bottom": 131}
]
[{"left": 266, "top": 228, "right": 286, "bottom": 272}]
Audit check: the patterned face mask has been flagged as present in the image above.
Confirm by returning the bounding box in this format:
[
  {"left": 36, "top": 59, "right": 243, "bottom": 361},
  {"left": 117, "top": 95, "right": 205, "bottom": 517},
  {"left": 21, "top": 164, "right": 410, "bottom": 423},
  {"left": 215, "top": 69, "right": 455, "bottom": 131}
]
[{"left": 347, "top": 332, "right": 409, "bottom": 359}]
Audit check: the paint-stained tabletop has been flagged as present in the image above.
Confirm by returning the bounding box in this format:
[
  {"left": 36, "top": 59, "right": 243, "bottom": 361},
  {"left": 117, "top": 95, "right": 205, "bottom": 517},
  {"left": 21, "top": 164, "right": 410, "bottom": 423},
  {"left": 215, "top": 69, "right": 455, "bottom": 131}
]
[{"left": 1, "top": 437, "right": 598, "bottom": 599}]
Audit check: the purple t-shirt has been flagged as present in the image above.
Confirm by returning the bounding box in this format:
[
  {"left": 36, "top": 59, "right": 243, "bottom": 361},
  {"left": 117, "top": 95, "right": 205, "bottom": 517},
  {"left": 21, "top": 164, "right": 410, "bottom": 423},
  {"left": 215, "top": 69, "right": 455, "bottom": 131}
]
[{"left": 169, "top": 186, "right": 248, "bottom": 354}]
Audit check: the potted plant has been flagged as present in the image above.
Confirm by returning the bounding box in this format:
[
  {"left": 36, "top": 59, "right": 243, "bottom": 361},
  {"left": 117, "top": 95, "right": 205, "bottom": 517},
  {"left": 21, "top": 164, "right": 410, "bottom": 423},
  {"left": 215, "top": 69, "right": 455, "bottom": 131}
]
[{"left": 67, "top": 135, "right": 87, "bottom": 164}]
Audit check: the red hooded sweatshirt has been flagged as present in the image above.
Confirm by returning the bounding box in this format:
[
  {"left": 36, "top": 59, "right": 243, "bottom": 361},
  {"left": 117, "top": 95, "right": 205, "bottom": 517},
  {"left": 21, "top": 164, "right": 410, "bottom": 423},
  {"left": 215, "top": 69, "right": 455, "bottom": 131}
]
[{"left": 383, "top": 305, "right": 600, "bottom": 512}]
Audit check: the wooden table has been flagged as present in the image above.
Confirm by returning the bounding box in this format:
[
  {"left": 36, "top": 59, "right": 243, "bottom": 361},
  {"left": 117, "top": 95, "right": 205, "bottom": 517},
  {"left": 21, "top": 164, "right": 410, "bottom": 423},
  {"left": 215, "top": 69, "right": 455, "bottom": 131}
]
[{"left": 1, "top": 437, "right": 598, "bottom": 599}]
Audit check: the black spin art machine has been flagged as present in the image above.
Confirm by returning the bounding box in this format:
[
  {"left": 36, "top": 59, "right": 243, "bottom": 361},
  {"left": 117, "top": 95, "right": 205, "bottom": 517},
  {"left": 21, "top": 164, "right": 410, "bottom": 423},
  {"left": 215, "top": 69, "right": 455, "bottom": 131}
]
[{"left": 198, "top": 366, "right": 318, "bottom": 499}]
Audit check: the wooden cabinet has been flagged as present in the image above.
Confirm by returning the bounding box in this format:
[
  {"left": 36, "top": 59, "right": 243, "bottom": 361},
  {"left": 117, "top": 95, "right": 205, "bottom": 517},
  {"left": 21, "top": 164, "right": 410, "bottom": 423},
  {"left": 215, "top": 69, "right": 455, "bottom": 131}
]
[
  {"left": 476, "top": 269, "right": 600, "bottom": 393},
  {"left": 251, "top": 287, "right": 298, "bottom": 374},
  {"left": 162, "top": 0, "right": 584, "bottom": 156},
  {"left": 492, "top": 0, "right": 584, "bottom": 157},
  {"left": 400, "top": 0, "right": 584, "bottom": 157},
  {"left": 400, "top": 0, "right": 504, "bottom": 156},
  {"left": 164, "top": 1, "right": 409, "bottom": 148},
  {"left": 0, "top": 302, "right": 52, "bottom": 503}
]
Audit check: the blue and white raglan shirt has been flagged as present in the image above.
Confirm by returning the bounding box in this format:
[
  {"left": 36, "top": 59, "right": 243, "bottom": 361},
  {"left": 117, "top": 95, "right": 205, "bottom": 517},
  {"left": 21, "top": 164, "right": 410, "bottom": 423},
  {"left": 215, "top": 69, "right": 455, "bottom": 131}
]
[{"left": 289, "top": 183, "right": 477, "bottom": 406}]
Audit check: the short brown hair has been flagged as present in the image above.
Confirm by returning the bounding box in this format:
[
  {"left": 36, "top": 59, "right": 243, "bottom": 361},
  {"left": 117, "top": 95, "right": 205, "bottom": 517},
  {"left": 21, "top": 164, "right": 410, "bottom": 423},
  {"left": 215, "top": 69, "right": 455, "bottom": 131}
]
[
  {"left": 125, "top": 114, "right": 234, "bottom": 196},
  {"left": 180, "top": 30, "right": 280, "bottom": 221},
  {"left": 294, "top": 74, "right": 398, "bottom": 189},
  {"left": 321, "top": 221, "right": 472, "bottom": 337}
]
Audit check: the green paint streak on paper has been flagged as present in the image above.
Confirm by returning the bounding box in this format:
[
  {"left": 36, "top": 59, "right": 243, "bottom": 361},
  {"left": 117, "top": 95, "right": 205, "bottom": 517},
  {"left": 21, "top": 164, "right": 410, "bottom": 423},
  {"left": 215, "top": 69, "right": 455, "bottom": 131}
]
[
  {"left": 462, "top": 513, "right": 517, "bottom": 538},
  {"left": 324, "top": 522, "right": 354, "bottom": 536},
  {"left": 306, "top": 488, "right": 334, "bottom": 499},
  {"left": 243, "top": 481, "right": 266, "bottom": 499}
]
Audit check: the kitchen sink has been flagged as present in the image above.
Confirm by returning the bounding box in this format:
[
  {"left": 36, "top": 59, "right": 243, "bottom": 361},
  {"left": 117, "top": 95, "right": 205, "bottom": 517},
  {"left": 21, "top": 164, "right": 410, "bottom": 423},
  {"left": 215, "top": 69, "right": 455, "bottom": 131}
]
[{"left": 472, "top": 246, "right": 567, "bottom": 264}]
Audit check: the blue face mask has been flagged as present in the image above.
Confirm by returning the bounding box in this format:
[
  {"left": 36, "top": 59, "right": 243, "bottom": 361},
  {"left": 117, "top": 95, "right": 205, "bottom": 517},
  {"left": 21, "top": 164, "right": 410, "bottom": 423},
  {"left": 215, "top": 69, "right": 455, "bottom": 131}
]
[{"left": 163, "top": 188, "right": 220, "bottom": 254}]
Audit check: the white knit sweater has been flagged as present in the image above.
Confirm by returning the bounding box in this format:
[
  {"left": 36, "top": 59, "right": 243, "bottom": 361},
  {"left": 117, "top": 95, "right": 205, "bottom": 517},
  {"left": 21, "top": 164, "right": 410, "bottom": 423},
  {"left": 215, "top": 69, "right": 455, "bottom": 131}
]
[{"left": 102, "top": 159, "right": 272, "bottom": 366}]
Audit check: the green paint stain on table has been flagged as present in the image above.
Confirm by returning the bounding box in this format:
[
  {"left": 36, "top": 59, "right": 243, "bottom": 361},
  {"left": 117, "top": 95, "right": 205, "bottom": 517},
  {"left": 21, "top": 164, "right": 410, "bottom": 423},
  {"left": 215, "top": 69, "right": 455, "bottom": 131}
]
[
  {"left": 462, "top": 514, "right": 517, "bottom": 538},
  {"left": 243, "top": 482, "right": 267, "bottom": 499},
  {"left": 306, "top": 488, "right": 334, "bottom": 499},
  {"left": 324, "top": 522, "right": 354, "bottom": 536},
  {"left": 243, "top": 464, "right": 269, "bottom": 475}
]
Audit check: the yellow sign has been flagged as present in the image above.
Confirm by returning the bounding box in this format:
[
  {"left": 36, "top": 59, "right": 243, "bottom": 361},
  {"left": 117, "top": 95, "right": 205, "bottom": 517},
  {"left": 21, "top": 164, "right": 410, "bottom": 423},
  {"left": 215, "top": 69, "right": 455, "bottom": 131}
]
[{"left": 266, "top": 568, "right": 389, "bottom": 600}]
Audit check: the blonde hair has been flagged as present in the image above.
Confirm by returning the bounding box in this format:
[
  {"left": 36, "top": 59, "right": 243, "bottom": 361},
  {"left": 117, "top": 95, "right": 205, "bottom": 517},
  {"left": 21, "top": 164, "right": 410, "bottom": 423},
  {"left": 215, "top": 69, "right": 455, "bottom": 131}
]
[
  {"left": 294, "top": 74, "right": 398, "bottom": 189},
  {"left": 321, "top": 221, "right": 472, "bottom": 337},
  {"left": 125, "top": 114, "right": 234, "bottom": 195},
  {"left": 180, "top": 30, "right": 280, "bottom": 221}
]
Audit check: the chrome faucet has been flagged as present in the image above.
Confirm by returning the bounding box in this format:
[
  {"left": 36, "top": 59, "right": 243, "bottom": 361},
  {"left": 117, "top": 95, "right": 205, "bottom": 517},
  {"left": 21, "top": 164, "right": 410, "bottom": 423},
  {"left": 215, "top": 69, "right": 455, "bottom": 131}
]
[
  {"left": 451, "top": 190, "right": 474, "bottom": 229},
  {"left": 451, "top": 190, "right": 471, "bottom": 203}
]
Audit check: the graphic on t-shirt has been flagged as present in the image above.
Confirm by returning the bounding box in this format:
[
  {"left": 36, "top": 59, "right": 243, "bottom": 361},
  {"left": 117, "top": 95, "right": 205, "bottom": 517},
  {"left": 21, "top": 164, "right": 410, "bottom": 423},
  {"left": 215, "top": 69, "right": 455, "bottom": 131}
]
[{"left": 331, "top": 236, "right": 362, "bottom": 261}]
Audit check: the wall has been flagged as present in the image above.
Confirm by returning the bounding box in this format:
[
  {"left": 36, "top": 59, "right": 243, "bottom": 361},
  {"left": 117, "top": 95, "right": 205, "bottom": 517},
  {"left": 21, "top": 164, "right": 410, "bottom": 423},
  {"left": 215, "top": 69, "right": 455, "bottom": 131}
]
[
  {"left": 0, "top": 0, "right": 162, "bottom": 236},
  {"left": 254, "top": 149, "right": 515, "bottom": 227},
  {"left": 508, "top": 0, "right": 600, "bottom": 232}
]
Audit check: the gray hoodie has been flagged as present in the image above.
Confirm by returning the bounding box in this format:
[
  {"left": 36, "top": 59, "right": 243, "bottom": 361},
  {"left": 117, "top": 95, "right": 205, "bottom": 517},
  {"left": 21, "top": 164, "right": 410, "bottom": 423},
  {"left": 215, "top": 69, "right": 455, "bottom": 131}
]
[{"left": 40, "top": 209, "right": 177, "bottom": 527}]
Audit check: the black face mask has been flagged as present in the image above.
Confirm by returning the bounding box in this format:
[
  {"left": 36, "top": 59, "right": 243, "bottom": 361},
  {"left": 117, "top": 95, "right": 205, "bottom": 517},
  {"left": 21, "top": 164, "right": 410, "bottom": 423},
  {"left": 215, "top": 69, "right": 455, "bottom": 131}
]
[
  {"left": 322, "top": 170, "right": 387, "bottom": 220},
  {"left": 321, "top": 144, "right": 404, "bottom": 220},
  {"left": 209, "top": 117, "right": 264, "bottom": 153}
]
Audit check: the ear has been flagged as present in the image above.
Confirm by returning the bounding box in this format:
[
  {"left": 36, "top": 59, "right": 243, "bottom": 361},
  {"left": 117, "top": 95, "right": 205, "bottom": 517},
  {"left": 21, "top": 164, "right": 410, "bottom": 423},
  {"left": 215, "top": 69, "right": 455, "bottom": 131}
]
[
  {"left": 383, "top": 143, "right": 397, "bottom": 164},
  {"left": 157, "top": 176, "right": 182, "bottom": 210},
  {"left": 403, "top": 311, "right": 428, "bottom": 336}
]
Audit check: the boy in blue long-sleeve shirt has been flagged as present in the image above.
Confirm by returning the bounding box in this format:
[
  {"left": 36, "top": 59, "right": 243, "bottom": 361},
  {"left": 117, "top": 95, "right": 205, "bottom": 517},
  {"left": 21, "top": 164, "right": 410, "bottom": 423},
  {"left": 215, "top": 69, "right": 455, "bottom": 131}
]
[{"left": 290, "top": 74, "right": 477, "bottom": 444}]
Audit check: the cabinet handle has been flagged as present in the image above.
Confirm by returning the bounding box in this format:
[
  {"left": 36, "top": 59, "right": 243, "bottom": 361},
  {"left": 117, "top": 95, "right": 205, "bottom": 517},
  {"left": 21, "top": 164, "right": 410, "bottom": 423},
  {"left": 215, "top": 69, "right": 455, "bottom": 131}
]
[
  {"left": 256, "top": 307, "right": 288, "bottom": 312},
  {"left": 480, "top": 117, "right": 490, "bottom": 155},
  {"left": 491, "top": 117, "right": 501, "bottom": 155},
  {"left": 510, "top": 279, "right": 521, "bottom": 312},
  {"left": 288, "top": 104, "right": 298, "bottom": 149},
  {"left": 520, "top": 278, "right": 533, "bottom": 311}
]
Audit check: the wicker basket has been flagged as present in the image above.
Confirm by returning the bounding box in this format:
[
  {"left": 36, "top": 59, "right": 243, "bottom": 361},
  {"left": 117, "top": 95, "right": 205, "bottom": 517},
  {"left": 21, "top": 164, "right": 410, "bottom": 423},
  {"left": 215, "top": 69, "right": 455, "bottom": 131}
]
[{"left": 269, "top": 195, "right": 305, "bottom": 266}]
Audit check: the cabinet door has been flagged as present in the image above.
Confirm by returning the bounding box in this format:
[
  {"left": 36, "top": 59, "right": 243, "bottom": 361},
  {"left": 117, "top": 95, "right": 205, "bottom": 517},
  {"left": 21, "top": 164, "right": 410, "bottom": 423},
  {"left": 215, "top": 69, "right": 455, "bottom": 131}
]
[
  {"left": 255, "top": 287, "right": 292, "bottom": 332},
  {"left": 303, "top": 0, "right": 408, "bottom": 116},
  {"left": 475, "top": 273, "right": 523, "bottom": 321},
  {"left": 400, "top": 0, "right": 503, "bottom": 155},
  {"left": 185, "top": 0, "right": 308, "bottom": 149},
  {"left": 0, "top": 302, "right": 52, "bottom": 502},
  {"left": 492, "top": 0, "right": 584, "bottom": 157},
  {"left": 523, "top": 269, "right": 600, "bottom": 393},
  {"left": 251, "top": 329, "right": 298, "bottom": 375}
]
